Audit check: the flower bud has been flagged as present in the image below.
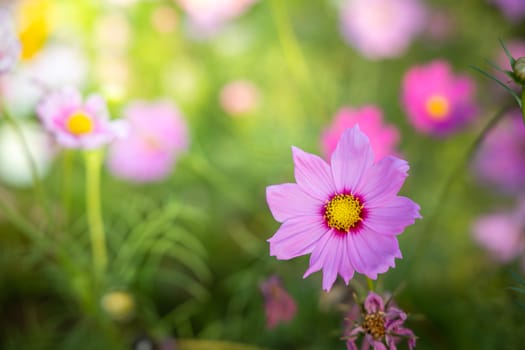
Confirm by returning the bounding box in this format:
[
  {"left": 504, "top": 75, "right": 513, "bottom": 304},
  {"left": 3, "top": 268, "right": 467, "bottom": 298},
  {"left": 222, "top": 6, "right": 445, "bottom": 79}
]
[
  {"left": 512, "top": 57, "right": 525, "bottom": 85},
  {"left": 101, "top": 290, "right": 135, "bottom": 322}
]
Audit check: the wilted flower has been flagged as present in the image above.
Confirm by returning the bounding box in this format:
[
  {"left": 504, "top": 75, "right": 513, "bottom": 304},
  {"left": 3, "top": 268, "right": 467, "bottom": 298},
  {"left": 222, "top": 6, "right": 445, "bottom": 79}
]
[
  {"left": 176, "top": 0, "right": 257, "bottom": 35},
  {"left": 472, "top": 198, "right": 525, "bottom": 266},
  {"left": 260, "top": 276, "right": 297, "bottom": 329},
  {"left": 219, "top": 80, "right": 259, "bottom": 116},
  {"left": 101, "top": 290, "right": 135, "bottom": 322},
  {"left": 344, "top": 292, "right": 417, "bottom": 350},
  {"left": 107, "top": 101, "right": 189, "bottom": 183},
  {"left": 489, "top": 0, "right": 525, "bottom": 23},
  {"left": 0, "top": 121, "right": 55, "bottom": 187},
  {"left": 37, "top": 87, "right": 126, "bottom": 149},
  {"left": 266, "top": 126, "right": 421, "bottom": 292},
  {"left": 321, "top": 106, "right": 400, "bottom": 162},
  {"left": 339, "top": 0, "right": 426, "bottom": 60},
  {"left": 0, "top": 8, "right": 21, "bottom": 74},
  {"left": 473, "top": 110, "right": 525, "bottom": 193},
  {"left": 402, "top": 60, "right": 478, "bottom": 136}
]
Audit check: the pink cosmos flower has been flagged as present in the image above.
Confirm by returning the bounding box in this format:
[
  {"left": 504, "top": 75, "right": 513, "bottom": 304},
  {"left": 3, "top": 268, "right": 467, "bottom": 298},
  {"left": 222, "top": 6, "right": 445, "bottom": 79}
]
[
  {"left": 402, "top": 60, "right": 478, "bottom": 136},
  {"left": 266, "top": 126, "right": 421, "bottom": 292},
  {"left": 472, "top": 198, "right": 525, "bottom": 268},
  {"left": 473, "top": 110, "right": 525, "bottom": 193},
  {"left": 37, "top": 87, "right": 125, "bottom": 149},
  {"left": 339, "top": 0, "right": 426, "bottom": 60},
  {"left": 321, "top": 106, "right": 400, "bottom": 162},
  {"left": 176, "top": 0, "right": 257, "bottom": 34},
  {"left": 0, "top": 8, "right": 21, "bottom": 74},
  {"left": 489, "top": 0, "right": 525, "bottom": 23},
  {"left": 259, "top": 276, "right": 297, "bottom": 329},
  {"left": 106, "top": 101, "right": 189, "bottom": 183},
  {"left": 344, "top": 292, "right": 417, "bottom": 350}
]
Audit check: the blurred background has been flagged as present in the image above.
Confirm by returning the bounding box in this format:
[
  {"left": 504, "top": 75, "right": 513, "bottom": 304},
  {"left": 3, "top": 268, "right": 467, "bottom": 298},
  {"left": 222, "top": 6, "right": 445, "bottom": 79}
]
[{"left": 1, "top": 0, "right": 525, "bottom": 349}]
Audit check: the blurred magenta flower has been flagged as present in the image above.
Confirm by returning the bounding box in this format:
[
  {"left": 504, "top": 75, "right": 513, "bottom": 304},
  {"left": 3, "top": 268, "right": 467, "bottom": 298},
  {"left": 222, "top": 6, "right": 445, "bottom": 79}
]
[
  {"left": 219, "top": 80, "right": 259, "bottom": 116},
  {"left": 107, "top": 101, "right": 189, "bottom": 183},
  {"left": 260, "top": 276, "right": 297, "bottom": 329},
  {"left": 489, "top": 0, "right": 525, "bottom": 22},
  {"left": 344, "top": 292, "right": 417, "bottom": 350},
  {"left": 321, "top": 106, "right": 400, "bottom": 162},
  {"left": 176, "top": 0, "right": 257, "bottom": 34},
  {"left": 402, "top": 60, "right": 478, "bottom": 136},
  {"left": 473, "top": 111, "right": 525, "bottom": 192},
  {"left": 339, "top": 0, "right": 426, "bottom": 60},
  {"left": 37, "top": 87, "right": 126, "bottom": 149},
  {"left": 0, "top": 8, "right": 21, "bottom": 74},
  {"left": 266, "top": 126, "right": 421, "bottom": 292}
]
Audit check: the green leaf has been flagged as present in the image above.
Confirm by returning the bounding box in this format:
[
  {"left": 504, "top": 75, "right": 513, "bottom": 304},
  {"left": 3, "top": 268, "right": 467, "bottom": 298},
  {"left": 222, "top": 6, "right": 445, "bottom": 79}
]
[{"left": 470, "top": 65, "right": 522, "bottom": 108}]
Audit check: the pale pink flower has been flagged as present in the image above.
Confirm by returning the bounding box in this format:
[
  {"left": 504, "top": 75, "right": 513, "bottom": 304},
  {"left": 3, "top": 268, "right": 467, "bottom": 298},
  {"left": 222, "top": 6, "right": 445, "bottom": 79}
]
[
  {"left": 345, "top": 292, "right": 417, "bottom": 350},
  {"left": 321, "top": 106, "right": 400, "bottom": 162},
  {"left": 267, "top": 126, "right": 421, "bottom": 292},
  {"left": 339, "top": 0, "right": 426, "bottom": 60},
  {"left": 472, "top": 198, "right": 525, "bottom": 265},
  {"left": 176, "top": 0, "right": 257, "bottom": 34},
  {"left": 219, "top": 80, "right": 259, "bottom": 116},
  {"left": 473, "top": 110, "right": 525, "bottom": 193},
  {"left": 107, "top": 101, "right": 189, "bottom": 183},
  {"left": 0, "top": 8, "right": 21, "bottom": 74},
  {"left": 402, "top": 60, "right": 478, "bottom": 136},
  {"left": 260, "top": 276, "right": 297, "bottom": 329},
  {"left": 37, "top": 87, "right": 125, "bottom": 149}
]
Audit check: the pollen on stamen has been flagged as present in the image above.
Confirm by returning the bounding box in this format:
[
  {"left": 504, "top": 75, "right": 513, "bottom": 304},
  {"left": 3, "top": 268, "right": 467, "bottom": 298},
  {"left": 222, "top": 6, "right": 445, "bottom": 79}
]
[{"left": 324, "top": 193, "right": 364, "bottom": 233}]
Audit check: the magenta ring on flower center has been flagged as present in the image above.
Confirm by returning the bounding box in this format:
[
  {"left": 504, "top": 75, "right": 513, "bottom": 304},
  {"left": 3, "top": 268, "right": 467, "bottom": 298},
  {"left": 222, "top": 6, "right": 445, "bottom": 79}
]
[{"left": 323, "top": 192, "right": 367, "bottom": 234}]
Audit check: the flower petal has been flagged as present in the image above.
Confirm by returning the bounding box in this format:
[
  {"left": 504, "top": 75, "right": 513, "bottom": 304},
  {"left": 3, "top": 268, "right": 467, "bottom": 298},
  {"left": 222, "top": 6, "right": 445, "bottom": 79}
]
[
  {"left": 303, "top": 230, "right": 341, "bottom": 291},
  {"left": 365, "top": 196, "right": 421, "bottom": 236},
  {"left": 292, "top": 146, "right": 335, "bottom": 200},
  {"left": 330, "top": 125, "right": 374, "bottom": 193},
  {"left": 364, "top": 292, "right": 384, "bottom": 314},
  {"left": 268, "top": 215, "right": 327, "bottom": 260},
  {"left": 361, "top": 156, "right": 409, "bottom": 207},
  {"left": 266, "top": 183, "right": 322, "bottom": 223}
]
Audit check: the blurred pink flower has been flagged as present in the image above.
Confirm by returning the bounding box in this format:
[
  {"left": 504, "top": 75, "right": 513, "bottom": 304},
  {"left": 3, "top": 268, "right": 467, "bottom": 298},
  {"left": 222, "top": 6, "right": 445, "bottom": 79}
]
[
  {"left": 0, "top": 8, "right": 21, "bottom": 74},
  {"left": 402, "top": 60, "right": 478, "bottom": 136},
  {"left": 321, "top": 106, "right": 400, "bottom": 162},
  {"left": 176, "top": 0, "right": 257, "bottom": 34},
  {"left": 107, "top": 101, "right": 189, "bottom": 183},
  {"left": 472, "top": 198, "right": 525, "bottom": 265},
  {"left": 473, "top": 110, "right": 525, "bottom": 193},
  {"left": 489, "top": 0, "right": 525, "bottom": 23},
  {"left": 344, "top": 292, "right": 417, "bottom": 350},
  {"left": 219, "top": 80, "right": 259, "bottom": 116},
  {"left": 339, "top": 0, "right": 426, "bottom": 60},
  {"left": 260, "top": 276, "right": 297, "bottom": 329},
  {"left": 37, "top": 87, "right": 125, "bottom": 149},
  {"left": 266, "top": 126, "right": 421, "bottom": 292}
]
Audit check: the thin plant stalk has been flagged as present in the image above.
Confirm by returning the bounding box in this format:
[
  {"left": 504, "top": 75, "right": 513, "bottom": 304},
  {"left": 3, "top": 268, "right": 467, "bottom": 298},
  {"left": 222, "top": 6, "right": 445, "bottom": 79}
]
[{"left": 85, "top": 149, "right": 108, "bottom": 277}]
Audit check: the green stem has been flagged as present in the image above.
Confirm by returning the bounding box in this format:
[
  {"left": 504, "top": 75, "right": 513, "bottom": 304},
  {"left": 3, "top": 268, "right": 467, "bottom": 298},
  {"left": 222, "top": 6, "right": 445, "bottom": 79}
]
[
  {"left": 85, "top": 150, "right": 107, "bottom": 277},
  {"left": 61, "top": 150, "right": 73, "bottom": 225},
  {"left": 366, "top": 277, "right": 375, "bottom": 292},
  {"left": 404, "top": 107, "right": 508, "bottom": 272},
  {"left": 521, "top": 89, "right": 525, "bottom": 124}
]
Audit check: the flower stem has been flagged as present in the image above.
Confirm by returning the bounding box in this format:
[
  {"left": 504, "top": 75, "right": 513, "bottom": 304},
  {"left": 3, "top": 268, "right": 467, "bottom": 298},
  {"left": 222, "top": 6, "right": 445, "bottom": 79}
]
[
  {"left": 85, "top": 149, "right": 107, "bottom": 277},
  {"left": 366, "top": 277, "right": 375, "bottom": 292},
  {"left": 521, "top": 89, "right": 525, "bottom": 124}
]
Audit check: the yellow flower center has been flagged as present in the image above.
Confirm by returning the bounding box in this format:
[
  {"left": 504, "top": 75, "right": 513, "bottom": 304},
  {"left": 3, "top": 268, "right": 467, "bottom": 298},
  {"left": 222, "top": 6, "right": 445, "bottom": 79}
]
[
  {"left": 66, "top": 111, "right": 94, "bottom": 136},
  {"left": 324, "top": 194, "right": 363, "bottom": 232},
  {"left": 425, "top": 95, "right": 450, "bottom": 120},
  {"left": 362, "top": 312, "right": 386, "bottom": 340}
]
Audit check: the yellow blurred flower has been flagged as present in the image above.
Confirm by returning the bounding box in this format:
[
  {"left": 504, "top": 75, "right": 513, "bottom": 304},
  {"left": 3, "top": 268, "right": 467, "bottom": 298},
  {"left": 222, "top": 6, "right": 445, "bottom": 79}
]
[
  {"left": 100, "top": 290, "right": 136, "bottom": 322},
  {"left": 15, "top": 0, "right": 52, "bottom": 60}
]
